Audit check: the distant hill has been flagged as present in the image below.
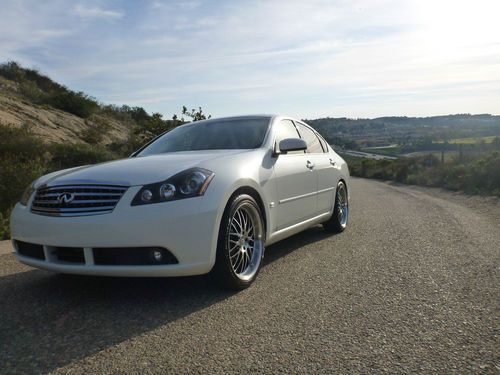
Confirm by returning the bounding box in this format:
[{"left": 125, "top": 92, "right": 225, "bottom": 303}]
[{"left": 305, "top": 115, "right": 500, "bottom": 150}]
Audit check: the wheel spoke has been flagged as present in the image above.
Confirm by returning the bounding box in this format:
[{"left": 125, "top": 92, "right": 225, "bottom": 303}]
[
  {"left": 240, "top": 210, "right": 247, "bottom": 231},
  {"left": 242, "top": 210, "right": 248, "bottom": 232},
  {"left": 234, "top": 252, "right": 243, "bottom": 272},
  {"left": 229, "top": 243, "right": 240, "bottom": 254},
  {"left": 235, "top": 211, "right": 243, "bottom": 232},
  {"left": 231, "top": 221, "right": 240, "bottom": 234}
]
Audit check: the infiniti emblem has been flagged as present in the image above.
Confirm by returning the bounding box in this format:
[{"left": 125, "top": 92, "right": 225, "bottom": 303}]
[{"left": 58, "top": 193, "right": 75, "bottom": 205}]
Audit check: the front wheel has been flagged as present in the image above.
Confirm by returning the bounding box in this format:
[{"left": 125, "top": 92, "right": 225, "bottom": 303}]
[
  {"left": 323, "top": 181, "right": 349, "bottom": 233},
  {"left": 212, "top": 194, "right": 265, "bottom": 289}
]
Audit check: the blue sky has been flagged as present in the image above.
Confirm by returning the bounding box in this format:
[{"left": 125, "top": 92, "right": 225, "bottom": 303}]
[{"left": 1, "top": 0, "right": 499, "bottom": 119}]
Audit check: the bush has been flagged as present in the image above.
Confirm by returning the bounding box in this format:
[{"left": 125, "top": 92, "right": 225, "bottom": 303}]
[
  {"left": 344, "top": 151, "right": 500, "bottom": 196},
  {"left": 0, "top": 211, "right": 10, "bottom": 240},
  {"left": 48, "top": 91, "right": 99, "bottom": 118},
  {"left": 19, "top": 80, "right": 43, "bottom": 102},
  {"left": 48, "top": 143, "right": 113, "bottom": 171},
  {"left": 0, "top": 126, "right": 48, "bottom": 214},
  {"left": 0, "top": 124, "right": 118, "bottom": 238},
  {"left": 0, "top": 61, "right": 99, "bottom": 118}
]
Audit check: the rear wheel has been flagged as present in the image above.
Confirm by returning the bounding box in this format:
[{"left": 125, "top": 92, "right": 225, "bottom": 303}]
[
  {"left": 212, "top": 194, "right": 265, "bottom": 289},
  {"left": 323, "top": 181, "right": 349, "bottom": 233}
]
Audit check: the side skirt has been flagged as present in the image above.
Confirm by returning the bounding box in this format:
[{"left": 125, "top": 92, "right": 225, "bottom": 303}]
[{"left": 266, "top": 211, "right": 331, "bottom": 246}]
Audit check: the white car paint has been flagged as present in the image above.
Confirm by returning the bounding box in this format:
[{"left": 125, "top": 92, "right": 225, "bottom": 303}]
[{"left": 10, "top": 115, "right": 349, "bottom": 277}]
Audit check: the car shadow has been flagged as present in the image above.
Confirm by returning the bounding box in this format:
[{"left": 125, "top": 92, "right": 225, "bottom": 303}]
[
  {"left": 0, "top": 226, "right": 332, "bottom": 373},
  {"left": 263, "top": 225, "right": 330, "bottom": 266}
]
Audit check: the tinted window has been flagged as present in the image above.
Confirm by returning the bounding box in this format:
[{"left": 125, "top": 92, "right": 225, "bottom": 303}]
[
  {"left": 296, "top": 123, "right": 323, "bottom": 153},
  {"left": 275, "top": 120, "right": 303, "bottom": 154},
  {"left": 138, "top": 118, "right": 270, "bottom": 156}
]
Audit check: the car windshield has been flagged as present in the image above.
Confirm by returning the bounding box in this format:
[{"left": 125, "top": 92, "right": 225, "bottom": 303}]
[{"left": 137, "top": 117, "right": 271, "bottom": 156}]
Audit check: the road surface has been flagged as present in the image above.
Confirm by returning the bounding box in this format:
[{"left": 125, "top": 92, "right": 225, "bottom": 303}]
[{"left": 1, "top": 178, "right": 498, "bottom": 374}]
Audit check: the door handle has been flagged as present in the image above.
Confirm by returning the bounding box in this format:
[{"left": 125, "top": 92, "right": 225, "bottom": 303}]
[
  {"left": 329, "top": 158, "right": 336, "bottom": 166},
  {"left": 306, "top": 160, "right": 315, "bottom": 170}
]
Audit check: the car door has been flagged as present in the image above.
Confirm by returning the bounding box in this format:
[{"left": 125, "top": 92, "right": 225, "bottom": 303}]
[
  {"left": 272, "top": 119, "right": 318, "bottom": 231},
  {"left": 295, "top": 122, "right": 337, "bottom": 215}
]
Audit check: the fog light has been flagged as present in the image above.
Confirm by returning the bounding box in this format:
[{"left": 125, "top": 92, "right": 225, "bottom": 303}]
[
  {"left": 141, "top": 189, "right": 153, "bottom": 202},
  {"left": 159, "top": 183, "right": 176, "bottom": 200},
  {"left": 152, "top": 249, "right": 163, "bottom": 262}
]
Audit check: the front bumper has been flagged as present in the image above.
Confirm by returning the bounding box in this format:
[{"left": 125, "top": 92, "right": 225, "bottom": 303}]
[{"left": 10, "top": 186, "right": 220, "bottom": 277}]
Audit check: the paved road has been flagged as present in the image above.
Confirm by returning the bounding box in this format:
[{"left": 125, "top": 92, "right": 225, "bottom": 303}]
[
  {"left": 341, "top": 150, "right": 397, "bottom": 160},
  {"left": 1, "top": 178, "right": 498, "bottom": 374}
]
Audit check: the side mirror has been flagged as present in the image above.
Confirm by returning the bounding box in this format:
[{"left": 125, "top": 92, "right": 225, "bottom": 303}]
[{"left": 278, "top": 138, "right": 307, "bottom": 154}]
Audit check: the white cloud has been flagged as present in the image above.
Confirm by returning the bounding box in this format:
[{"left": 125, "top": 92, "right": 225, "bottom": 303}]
[{"left": 73, "top": 4, "right": 123, "bottom": 19}]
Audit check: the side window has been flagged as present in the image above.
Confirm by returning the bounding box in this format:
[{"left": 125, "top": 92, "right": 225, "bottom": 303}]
[
  {"left": 296, "top": 123, "right": 323, "bottom": 153},
  {"left": 317, "top": 133, "right": 329, "bottom": 152},
  {"left": 275, "top": 120, "right": 303, "bottom": 154}
]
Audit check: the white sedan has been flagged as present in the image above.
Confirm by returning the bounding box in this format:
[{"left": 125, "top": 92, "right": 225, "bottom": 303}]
[{"left": 11, "top": 115, "right": 350, "bottom": 289}]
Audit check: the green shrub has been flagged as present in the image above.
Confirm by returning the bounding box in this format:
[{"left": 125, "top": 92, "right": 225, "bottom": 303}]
[
  {"left": 19, "top": 80, "right": 44, "bottom": 102},
  {"left": 48, "top": 143, "right": 113, "bottom": 171},
  {"left": 0, "top": 124, "right": 118, "bottom": 238},
  {"left": 0, "top": 61, "right": 99, "bottom": 118},
  {"left": 48, "top": 91, "right": 99, "bottom": 118},
  {"left": 0, "top": 126, "right": 48, "bottom": 214},
  {"left": 344, "top": 151, "right": 500, "bottom": 196},
  {"left": 0, "top": 211, "right": 10, "bottom": 240}
]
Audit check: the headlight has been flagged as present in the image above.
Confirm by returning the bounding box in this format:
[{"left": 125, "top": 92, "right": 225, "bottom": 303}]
[
  {"left": 20, "top": 183, "right": 36, "bottom": 206},
  {"left": 131, "top": 168, "right": 214, "bottom": 206}
]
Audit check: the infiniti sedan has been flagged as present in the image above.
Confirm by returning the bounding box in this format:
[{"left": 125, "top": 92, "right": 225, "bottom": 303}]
[{"left": 11, "top": 115, "right": 349, "bottom": 289}]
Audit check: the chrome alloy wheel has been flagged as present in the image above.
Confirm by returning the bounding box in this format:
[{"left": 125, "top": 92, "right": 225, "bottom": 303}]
[
  {"left": 337, "top": 183, "right": 349, "bottom": 228},
  {"left": 227, "top": 202, "right": 264, "bottom": 281}
]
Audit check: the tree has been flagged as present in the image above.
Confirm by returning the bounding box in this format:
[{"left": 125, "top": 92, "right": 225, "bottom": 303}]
[{"left": 181, "top": 106, "right": 211, "bottom": 122}]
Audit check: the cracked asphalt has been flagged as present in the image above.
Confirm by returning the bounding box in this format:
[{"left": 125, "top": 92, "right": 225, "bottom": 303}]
[{"left": 1, "top": 177, "right": 498, "bottom": 374}]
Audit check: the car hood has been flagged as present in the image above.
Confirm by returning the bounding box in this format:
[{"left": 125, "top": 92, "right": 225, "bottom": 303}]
[{"left": 38, "top": 150, "right": 249, "bottom": 187}]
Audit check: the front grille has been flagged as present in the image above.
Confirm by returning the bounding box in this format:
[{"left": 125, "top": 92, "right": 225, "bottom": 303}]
[
  {"left": 31, "top": 185, "right": 128, "bottom": 217},
  {"left": 15, "top": 240, "right": 45, "bottom": 260}
]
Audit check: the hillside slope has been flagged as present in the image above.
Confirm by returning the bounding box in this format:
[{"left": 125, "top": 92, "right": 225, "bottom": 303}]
[{"left": 0, "top": 77, "right": 131, "bottom": 145}]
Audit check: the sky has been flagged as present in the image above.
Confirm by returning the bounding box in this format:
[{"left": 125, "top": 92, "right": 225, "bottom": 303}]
[{"left": 1, "top": 0, "right": 499, "bottom": 119}]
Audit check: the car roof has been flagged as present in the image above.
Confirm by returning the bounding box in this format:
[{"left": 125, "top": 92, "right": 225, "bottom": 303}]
[{"left": 200, "top": 114, "right": 307, "bottom": 123}]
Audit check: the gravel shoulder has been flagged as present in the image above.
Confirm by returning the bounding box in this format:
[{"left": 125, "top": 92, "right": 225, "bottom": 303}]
[
  {"left": 0, "top": 240, "right": 12, "bottom": 255},
  {"left": 0, "top": 177, "right": 498, "bottom": 374}
]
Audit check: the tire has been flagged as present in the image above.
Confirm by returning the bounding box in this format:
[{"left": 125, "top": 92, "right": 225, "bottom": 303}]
[
  {"left": 212, "top": 194, "right": 265, "bottom": 289},
  {"left": 323, "top": 181, "right": 349, "bottom": 233}
]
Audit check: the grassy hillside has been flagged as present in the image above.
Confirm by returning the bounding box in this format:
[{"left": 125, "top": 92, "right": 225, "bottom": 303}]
[{"left": 0, "top": 67, "right": 133, "bottom": 145}]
